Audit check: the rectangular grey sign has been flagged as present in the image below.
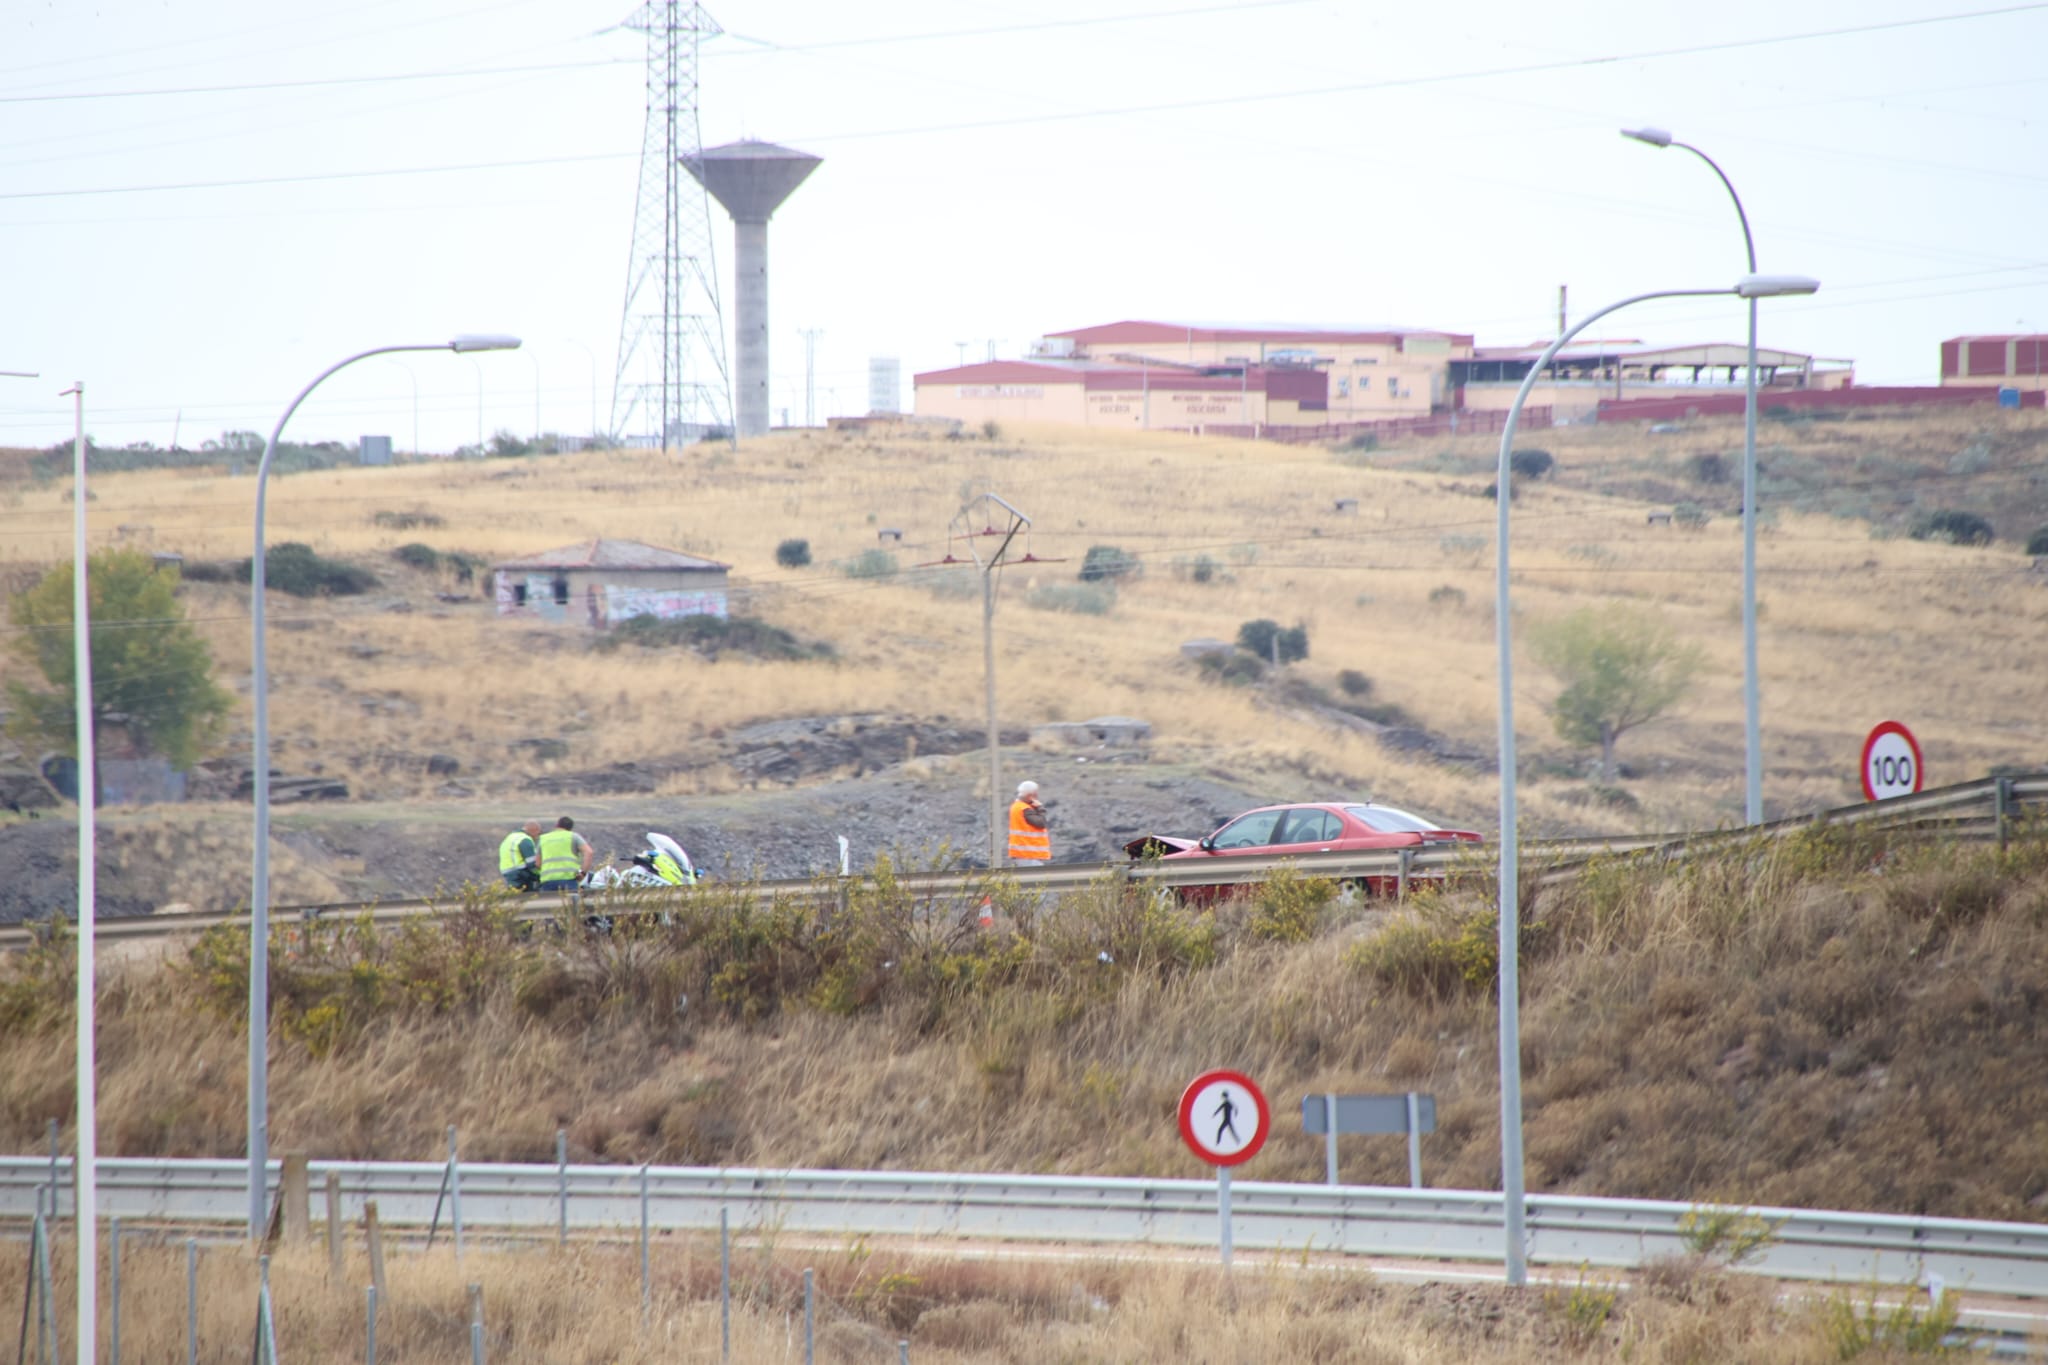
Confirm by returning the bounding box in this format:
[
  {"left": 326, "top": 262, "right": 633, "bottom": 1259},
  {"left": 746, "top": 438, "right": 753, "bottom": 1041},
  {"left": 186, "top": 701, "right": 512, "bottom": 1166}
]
[{"left": 1300, "top": 1094, "right": 1435, "bottom": 1136}]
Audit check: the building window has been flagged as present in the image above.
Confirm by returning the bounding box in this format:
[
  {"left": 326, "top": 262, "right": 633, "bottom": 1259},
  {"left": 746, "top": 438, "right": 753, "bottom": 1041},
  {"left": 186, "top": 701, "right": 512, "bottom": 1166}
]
[
  {"left": 1386, "top": 376, "right": 1398, "bottom": 394},
  {"left": 553, "top": 575, "right": 570, "bottom": 606},
  {"left": 1336, "top": 377, "right": 1350, "bottom": 397}
]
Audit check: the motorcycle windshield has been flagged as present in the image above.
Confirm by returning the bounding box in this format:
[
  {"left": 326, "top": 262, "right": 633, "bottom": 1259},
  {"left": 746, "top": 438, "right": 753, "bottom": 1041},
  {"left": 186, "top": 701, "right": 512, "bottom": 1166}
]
[{"left": 646, "top": 832, "right": 693, "bottom": 875}]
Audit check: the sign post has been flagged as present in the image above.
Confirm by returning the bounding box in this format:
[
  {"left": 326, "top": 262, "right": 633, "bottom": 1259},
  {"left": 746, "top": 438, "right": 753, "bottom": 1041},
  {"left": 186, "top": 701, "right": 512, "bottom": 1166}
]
[
  {"left": 1177, "top": 1069, "right": 1270, "bottom": 1270},
  {"left": 1861, "top": 720, "right": 1924, "bottom": 801}
]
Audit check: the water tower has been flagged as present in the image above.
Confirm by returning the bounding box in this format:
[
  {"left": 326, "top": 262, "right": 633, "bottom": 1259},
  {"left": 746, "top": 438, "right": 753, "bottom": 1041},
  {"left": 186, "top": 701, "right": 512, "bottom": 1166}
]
[{"left": 687, "top": 139, "right": 821, "bottom": 438}]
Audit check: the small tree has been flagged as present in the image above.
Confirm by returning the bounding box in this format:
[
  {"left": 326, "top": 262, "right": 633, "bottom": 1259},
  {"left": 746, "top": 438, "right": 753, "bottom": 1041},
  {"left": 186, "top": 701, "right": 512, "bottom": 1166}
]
[
  {"left": 1237, "top": 618, "right": 1308, "bottom": 665},
  {"left": 775, "top": 537, "right": 812, "bottom": 569},
  {"left": 1527, "top": 606, "right": 1703, "bottom": 781},
  {"left": 2027, "top": 526, "right": 2048, "bottom": 557},
  {"left": 1508, "top": 448, "right": 1554, "bottom": 479},
  {"left": 4, "top": 549, "right": 233, "bottom": 775},
  {"left": 1911, "top": 509, "right": 1994, "bottom": 547}
]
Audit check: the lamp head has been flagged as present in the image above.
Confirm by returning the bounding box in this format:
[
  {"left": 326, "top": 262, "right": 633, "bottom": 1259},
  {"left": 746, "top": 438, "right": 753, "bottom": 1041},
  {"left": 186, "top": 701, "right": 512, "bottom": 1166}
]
[
  {"left": 1620, "top": 127, "right": 1673, "bottom": 148},
  {"left": 1735, "top": 274, "right": 1820, "bottom": 299},
  {"left": 449, "top": 334, "right": 523, "bottom": 353}
]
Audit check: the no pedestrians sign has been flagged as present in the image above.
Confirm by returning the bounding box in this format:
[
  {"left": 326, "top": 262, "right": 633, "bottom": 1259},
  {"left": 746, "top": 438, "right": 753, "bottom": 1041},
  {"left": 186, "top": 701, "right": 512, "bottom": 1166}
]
[{"left": 1178, "top": 1069, "right": 1270, "bottom": 1167}]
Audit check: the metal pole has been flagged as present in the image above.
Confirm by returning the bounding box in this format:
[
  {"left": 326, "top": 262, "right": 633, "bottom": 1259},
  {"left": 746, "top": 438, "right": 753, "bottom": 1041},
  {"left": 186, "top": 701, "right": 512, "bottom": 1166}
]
[
  {"left": 247, "top": 339, "right": 519, "bottom": 1239},
  {"left": 719, "top": 1208, "right": 731, "bottom": 1362},
  {"left": 639, "top": 1165, "right": 650, "bottom": 1322},
  {"left": 1323, "top": 1094, "right": 1338, "bottom": 1186},
  {"left": 1217, "top": 1167, "right": 1233, "bottom": 1270},
  {"left": 66, "top": 384, "right": 99, "bottom": 1365},
  {"left": 468, "top": 1284, "right": 484, "bottom": 1365},
  {"left": 365, "top": 1286, "right": 377, "bottom": 1365},
  {"left": 803, "top": 1268, "right": 814, "bottom": 1365},
  {"left": 48, "top": 1119, "right": 59, "bottom": 1221},
  {"left": 983, "top": 572, "right": 1000, "bottom": 868},
  {"left": 556, "top": 1129, "right": 568, "bottom": 1248},
  {"left": 1496, "top": 286, "right": 1732, "bottom": 1287},
  {"left": 1406, "top": 1092, "right": 1423, "bottom": 1189}
]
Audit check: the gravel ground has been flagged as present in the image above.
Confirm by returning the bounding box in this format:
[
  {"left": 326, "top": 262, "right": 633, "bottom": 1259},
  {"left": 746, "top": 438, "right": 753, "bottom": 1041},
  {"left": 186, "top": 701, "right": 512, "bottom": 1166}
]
[{"left": 0, "top": 751, "right": 1280, "bottom": 922}]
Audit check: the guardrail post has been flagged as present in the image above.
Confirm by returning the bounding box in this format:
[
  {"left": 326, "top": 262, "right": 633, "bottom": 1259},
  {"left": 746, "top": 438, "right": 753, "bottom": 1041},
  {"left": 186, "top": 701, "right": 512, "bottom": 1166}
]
[
  {"left": 1406, "top": 1092, "right": 1424, "bottom": 1189},
  {"left": 365, "top": 1200, "right": 388, "bottom": 1307},
  {"left": 1996, "top": 777, "right": 2013, "bottom": 853},
  {"left": 448, "top": 1126, "right": 464, "bottom": 1264},
  {"left": 639, "top": 1165, "right": 651, "bottom": 1323},
  {"left": 720, "top": 1208, "right": 731, "bottom": 1362},
  {"left": 365, "top": 1285, "right": 378, "bottom": 1365},
  {"left": 282, "top": 1151, "right": 310, "bottom": 1242},
  {"left": 186, "top": 1238, "right": 199, "bottom": 1365},
  {"left": 1397, "top": 849, "right": 1412, "bottom": 901},
  {"left": 47, "top": 1118, "right": 61, "bottom": 1222},
  {"left": 468, "top": 1283, "right": 485, "bottom": 1365},
  {"left": 326, "top": 1171, "right": 344, "bottom": 1279},
  {"left": 110, "top": 1215, "right": 123, "bottom": 1365},
  {"left": 556, "top": 1129, "right": 568, "bottom": 1248},
  {"left": 1323, "top": 1094, "right": 1339, "bottom": 1185},
  {"left": 803, "top": 1267, "right": 815, "bottom": 1365}
]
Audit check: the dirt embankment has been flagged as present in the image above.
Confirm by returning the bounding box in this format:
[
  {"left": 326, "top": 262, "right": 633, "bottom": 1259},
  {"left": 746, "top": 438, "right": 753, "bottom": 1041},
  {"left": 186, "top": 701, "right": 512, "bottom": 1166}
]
[{"left": 0, "top": 750, "right": 1273, "bottom": 922}]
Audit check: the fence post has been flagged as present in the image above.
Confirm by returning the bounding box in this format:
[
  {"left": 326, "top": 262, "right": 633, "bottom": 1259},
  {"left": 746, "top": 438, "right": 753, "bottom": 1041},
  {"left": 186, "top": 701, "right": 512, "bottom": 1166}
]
[
  {"left": 326, "top": 1171, "right": 344, "bottom": 1280},
  {"left": 282, "top": 1151, "right": 310, "bottom": 1242},
  {"left": 720, "top": 1208, "right": 731, "bottom": 1363},
  {"left": 448, "top": 1126, "right": 464, "bottom": 1264},
  {"left": 365, "top": 1285, "right": 378, "bottom": 1365},
  {"left": 365, "top": 1200, "right": 388, "bottom": 1307},
  {"left": 556, "top": 1129, "right": 568, "bottom": 1249},
  {"left": 468, "top": 1283, "right": 485, "bottom": 1365},
  {"left": 110, "top": 1215, "right": 122, "bottom": 1365},
  {"left": 186, "top": 1238, "right": 199, "bottom": 1365},
  {"left": 803, "top": 1267, "right": 815, "bottom": 1365}
]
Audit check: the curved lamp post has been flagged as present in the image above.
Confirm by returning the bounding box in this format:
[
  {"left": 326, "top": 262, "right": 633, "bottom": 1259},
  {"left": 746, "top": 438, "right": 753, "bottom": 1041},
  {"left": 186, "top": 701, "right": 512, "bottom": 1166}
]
[
  {"left": 1621, "top": 128, "right": 1768, "bottom": 825},
  {"left": 1492, "top": 276, "right": 1815, "bottom": 1285},
  {"left": 248, "top": 335, "right": 520, "bottom": 1239}
]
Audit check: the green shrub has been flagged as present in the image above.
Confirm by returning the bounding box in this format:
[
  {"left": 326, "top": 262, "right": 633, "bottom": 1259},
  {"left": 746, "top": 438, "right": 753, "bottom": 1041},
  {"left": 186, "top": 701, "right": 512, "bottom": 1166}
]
[
  {"left": 981, "top": 420, "right": 1002, "bottom": 440},
  {"left": 840, "top": 548, "right": 899, "bottom": 580},
  {"left": 1347, "top": 898, "right": 1499, "bottom": 996},
  {"left": 372, "top": 509, "right": 444, "bottom": 530},
  {"left": 393, "top": 543, "right": 441, "bottom": 572},
  {"left": 2025, "top": 526, "right": 2048, "bottom": 556},
  {"left": 1337, "top": 669, "right": 1373, "bottom": 699},
  {"left": 1816, "top": 1285, "right": 1970, "bottom": 1358},
  {"left": 1078, "top": 545, "right": 1141, "bottom": 583},
  {"left": 1428, "top": 585, "right": 1466, "bottom": 608},
  {"left": 251, "top": 543, "right": 378, "bottom": 597},
  {"left": 1027, "top": 583, "right": 1116, "bottom": 615},
  {"left": 1237, "top": 618, "right": 1308, "bottom": 663},
  {"left": 592, "top": 613, "right": 831, "bottom": 661},
  {"left": 775, "top": 538, "right": 812, "bottom": 569},
  {"left": 1249, "top": 866, "right": 1334, "bottom": 944},
  {"left": 0, "top": 921, "right": 75, "bottom": 1032},
  {"left": 1911, "top": 509, "right": 1994, "bottom": 547},
  {"left": 177, "top": 560, "right": 236, "bottom": 584},
  {"left": 1687, "top": 451, "right": 1729, "bottom": 485},
  {"left": 1677, "top": 1206, "right": 1780, "bottom": 1265},
  {"left": 1508, "top": 448, "right": 1554, "bottom": 479},
  {"left": 1195, "top": 651, "right": 1265, "bottom": 686},
  {"left": 1171, "top": 553, "right": 1219, "bottom": 584},
  {"left": 445, "top": 551, "right": 485, "bottom": 585}
]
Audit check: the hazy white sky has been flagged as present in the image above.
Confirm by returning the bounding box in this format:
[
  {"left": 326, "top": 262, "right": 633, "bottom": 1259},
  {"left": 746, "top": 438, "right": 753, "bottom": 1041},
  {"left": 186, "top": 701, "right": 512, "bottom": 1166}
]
[{"left": 3, "top": 0, "right": 2045, "bottom": 451}]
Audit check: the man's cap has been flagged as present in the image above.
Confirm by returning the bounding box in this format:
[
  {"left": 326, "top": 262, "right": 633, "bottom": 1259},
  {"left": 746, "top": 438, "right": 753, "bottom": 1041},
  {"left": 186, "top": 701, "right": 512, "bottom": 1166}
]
[{"left": 1017, "top": 780, "right": 1039, "bottom": 796}]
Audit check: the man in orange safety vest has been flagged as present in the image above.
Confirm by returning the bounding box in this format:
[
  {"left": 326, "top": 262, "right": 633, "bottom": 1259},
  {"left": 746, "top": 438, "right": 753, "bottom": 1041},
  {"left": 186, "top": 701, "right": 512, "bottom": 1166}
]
[{"left": 1007, "top": 780, "right": 1051, "bottom": 863}]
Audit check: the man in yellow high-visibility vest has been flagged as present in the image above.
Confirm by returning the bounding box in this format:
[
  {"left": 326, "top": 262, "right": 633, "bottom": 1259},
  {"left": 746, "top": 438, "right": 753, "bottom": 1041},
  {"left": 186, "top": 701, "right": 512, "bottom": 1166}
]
[
  {"left": 498, "top": 821, "right": 543, "bottom": 891},
  {"left": 1007, "top": 780, "right": 1050, "bottom": 863},
  {"left": 536, "top": 816, "right": 593, "bottom": 893}
]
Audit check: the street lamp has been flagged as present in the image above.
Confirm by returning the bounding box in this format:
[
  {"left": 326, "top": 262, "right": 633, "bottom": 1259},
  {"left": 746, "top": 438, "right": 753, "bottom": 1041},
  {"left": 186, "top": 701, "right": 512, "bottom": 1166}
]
[
  {"left": 1621, "top": 127, "right": 1769, "bottom": 825},
  {"left": 383, "top": 358, "right": 418, "bottom": 459},
  {"left": 248, "top": 335, "right": 520, "bottom": 1239},
  {"left": 1492, "top": 276, "right": 1815, "bottom": 1286}
]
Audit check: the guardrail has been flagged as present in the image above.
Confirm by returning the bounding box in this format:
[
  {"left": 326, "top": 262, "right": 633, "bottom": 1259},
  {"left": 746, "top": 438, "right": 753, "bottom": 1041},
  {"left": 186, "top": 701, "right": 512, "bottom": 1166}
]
[
  {"left": 4, "top": 1157, "right": 2045, "bottom": 1301},
  {"left": 3, "top": 772, "right": 2043, "bottom": 950}
]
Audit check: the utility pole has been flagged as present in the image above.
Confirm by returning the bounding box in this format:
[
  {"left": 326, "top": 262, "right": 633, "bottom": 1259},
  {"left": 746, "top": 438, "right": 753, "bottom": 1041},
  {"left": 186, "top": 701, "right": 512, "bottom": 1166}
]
[
  {"left": 799, "top": 327, "right": 823, "bottom": 426},
  {"left": 940, "top": 495, "right": 1051, "bottom": 867}
]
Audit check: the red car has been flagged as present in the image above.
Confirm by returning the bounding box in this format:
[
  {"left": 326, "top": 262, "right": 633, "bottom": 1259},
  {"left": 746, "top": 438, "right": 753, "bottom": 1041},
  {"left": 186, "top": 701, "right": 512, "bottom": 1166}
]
[{"left": 1125, "top": 802, "right": 1483, "bottom": 899}]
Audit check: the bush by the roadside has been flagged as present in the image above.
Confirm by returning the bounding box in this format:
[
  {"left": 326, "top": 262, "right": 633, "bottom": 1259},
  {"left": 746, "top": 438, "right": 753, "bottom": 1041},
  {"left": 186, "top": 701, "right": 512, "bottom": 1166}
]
[
  {"left": 775, "top": 538, "right": 811, "bottom": 569},
  {"left": 1195, "top": 651, "right": 1264, "bottom": 686},
  {"left": 2028, "top": 525, "right": 2048, "bottom": 556},
  {"left": 393, "top": 543, "right": 442, "bottom": 572},
  {"left": 590, "top": 612, "right": 833, "bottom": 661},
  {"left": 252, "top": 543, "right": 378, "bottom": 597},
  {"left": 1078, "top": 545, "right": 1141, "bottom": 583},
  {"left": 1237, "top": 618, "right": 1308, "bottom": 664},
  {"left": 1911, "top": 508, "right": 1994, "bottom": 546}
]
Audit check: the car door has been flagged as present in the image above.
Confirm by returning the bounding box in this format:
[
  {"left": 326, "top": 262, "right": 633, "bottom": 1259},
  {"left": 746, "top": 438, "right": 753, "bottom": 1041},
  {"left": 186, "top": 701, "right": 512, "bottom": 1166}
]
[{"left": 1272, "top": 807, "right": 1339, "bottom": 852}]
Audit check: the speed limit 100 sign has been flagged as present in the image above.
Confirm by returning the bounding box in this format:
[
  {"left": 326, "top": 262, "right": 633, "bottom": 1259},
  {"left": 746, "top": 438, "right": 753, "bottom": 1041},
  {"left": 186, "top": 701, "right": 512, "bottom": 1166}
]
[{"left": 1861, "top": 721, "right": 1924, "bottom": 801}]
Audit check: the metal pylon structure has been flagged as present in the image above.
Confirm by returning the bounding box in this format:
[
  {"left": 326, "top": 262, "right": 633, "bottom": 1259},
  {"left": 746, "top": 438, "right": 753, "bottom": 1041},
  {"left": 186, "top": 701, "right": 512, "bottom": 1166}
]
[{"left": 612, "top": 0, "right": 731, "bottom": 447}]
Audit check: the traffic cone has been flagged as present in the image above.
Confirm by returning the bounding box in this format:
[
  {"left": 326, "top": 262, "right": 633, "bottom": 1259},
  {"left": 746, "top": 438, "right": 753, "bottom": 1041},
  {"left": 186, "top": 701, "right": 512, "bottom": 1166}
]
[{"left": 978, "top": 896, "right": 994, "bottom": 928}]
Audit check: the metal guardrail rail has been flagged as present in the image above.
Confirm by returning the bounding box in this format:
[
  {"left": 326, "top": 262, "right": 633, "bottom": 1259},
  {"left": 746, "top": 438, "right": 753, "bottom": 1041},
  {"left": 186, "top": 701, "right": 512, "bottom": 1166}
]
[
  {"left": 4, "top": 1157, "right": 2046, "bottom": 1301},
  {"left": 4, "top": 773, "right": 2043, "bottom": 950}
]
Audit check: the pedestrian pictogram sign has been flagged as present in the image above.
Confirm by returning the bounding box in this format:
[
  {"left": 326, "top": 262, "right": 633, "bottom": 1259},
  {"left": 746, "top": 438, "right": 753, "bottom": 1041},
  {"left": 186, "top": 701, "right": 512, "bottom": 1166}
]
[
  {"left": 1178, "top": 1069, "right": 1270, "bottom": 1167},
  {"left": 1861, "top": 720, "right": 1924, "bottom": 801}
]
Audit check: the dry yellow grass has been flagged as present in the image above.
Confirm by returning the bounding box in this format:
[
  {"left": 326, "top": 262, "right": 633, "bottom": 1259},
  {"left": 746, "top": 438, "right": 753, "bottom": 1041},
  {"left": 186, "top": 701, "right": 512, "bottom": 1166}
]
[
  {"left": 4, "top": 409, "right": 2046, "bottom": 831},
  {"left": 0, "top": 1226, "right": 1920, "bottom": 1362}
]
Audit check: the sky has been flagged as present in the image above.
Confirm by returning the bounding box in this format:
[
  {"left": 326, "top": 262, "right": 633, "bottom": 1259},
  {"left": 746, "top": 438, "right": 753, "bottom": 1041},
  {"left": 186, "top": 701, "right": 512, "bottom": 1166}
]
[{"left": 2, "top": 0, "right": 2045, "bottom": 452}]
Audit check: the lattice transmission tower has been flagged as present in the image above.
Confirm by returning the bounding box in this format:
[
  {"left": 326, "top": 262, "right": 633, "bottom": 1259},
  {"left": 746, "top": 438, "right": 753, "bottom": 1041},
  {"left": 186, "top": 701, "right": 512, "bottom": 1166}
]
[{"left": 611, "top": 0, "right": 730, "bottom": 446}]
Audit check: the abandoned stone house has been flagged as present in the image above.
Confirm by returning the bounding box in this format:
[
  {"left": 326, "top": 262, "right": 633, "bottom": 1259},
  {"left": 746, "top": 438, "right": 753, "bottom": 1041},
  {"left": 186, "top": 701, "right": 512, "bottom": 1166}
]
[{"left": 492, "top": 538, "right": 730, "bottom": 627}]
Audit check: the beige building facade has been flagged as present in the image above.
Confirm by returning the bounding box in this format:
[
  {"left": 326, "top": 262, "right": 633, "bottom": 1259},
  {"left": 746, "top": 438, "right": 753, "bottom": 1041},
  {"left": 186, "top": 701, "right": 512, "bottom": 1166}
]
[{"left": 493, "top": 538, "right": 730, "bottom": 627}]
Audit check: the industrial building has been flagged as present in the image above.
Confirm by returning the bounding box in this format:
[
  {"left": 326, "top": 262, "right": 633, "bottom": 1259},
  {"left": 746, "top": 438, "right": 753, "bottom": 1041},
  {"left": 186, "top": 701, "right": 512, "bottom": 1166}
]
[
  {"left": 1941, "top": 335, "right": 2048, "bottom": 392},
  {"left": 915, "top": 320, "right": 1844, "bottom": 432}
]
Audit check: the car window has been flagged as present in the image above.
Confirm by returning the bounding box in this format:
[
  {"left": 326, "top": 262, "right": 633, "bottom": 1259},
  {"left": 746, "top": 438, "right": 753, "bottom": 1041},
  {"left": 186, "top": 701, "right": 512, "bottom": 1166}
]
[
  {"left": 1277, "top": 809, "right": 1338, "bottom": 843},
  {"left": 1212, "top": 809, "right": 1284, "bottom": 849},
  {"left": 1344, "top": 805, "right": 1437, "bottom": 834}
]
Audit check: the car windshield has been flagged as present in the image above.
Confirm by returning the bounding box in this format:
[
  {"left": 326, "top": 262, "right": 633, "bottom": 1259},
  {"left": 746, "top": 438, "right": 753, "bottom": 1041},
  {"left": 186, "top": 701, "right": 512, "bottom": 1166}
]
[{"left": 1344, "top": 805, "right": 1440, "bottom": 834}]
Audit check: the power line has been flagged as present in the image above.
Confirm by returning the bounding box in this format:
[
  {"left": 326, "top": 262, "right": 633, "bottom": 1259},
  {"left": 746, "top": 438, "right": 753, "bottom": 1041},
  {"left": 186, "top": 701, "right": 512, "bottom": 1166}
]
[{"left": 0, "top": 57, "right": 629, "bottom": 104}]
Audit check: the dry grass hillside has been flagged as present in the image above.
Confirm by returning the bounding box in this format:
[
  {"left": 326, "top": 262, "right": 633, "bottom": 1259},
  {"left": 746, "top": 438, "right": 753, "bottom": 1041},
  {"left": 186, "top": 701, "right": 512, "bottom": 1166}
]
[{"left": 4, "top": 406, "right": 2047, "bottom": 840}]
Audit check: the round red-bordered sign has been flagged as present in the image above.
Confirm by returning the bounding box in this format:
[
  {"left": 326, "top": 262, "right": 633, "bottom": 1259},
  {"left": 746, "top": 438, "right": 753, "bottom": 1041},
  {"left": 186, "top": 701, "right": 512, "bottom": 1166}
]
[
  {"left": 1861, "top": 720, "right": 1924, "bottom": 802},
  {"left": 1177, "top": 1069, "right": 1270, "bottom": 1167}
]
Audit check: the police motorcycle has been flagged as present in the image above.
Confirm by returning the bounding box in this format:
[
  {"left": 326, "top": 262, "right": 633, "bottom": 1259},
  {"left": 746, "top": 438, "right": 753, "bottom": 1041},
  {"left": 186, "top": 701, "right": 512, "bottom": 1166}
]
[{"left": 579, "top": 832, "right": 704, "bottom": 932}]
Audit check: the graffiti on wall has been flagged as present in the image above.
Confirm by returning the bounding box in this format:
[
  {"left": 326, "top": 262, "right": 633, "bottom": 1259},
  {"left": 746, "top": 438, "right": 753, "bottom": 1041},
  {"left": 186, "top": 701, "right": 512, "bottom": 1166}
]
[{"left": 603, "top": 584, "right": 728, "bottom": 624}]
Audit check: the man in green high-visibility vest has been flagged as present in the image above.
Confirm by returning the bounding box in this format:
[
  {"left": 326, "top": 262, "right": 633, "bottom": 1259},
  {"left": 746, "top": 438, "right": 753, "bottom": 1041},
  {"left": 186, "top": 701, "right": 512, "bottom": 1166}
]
[
  {"left": 498, "top": 820, "right": 543, "bottom": 891},
  {"left": 536, "top": 816, "right": 593, "bottom": 893}
]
